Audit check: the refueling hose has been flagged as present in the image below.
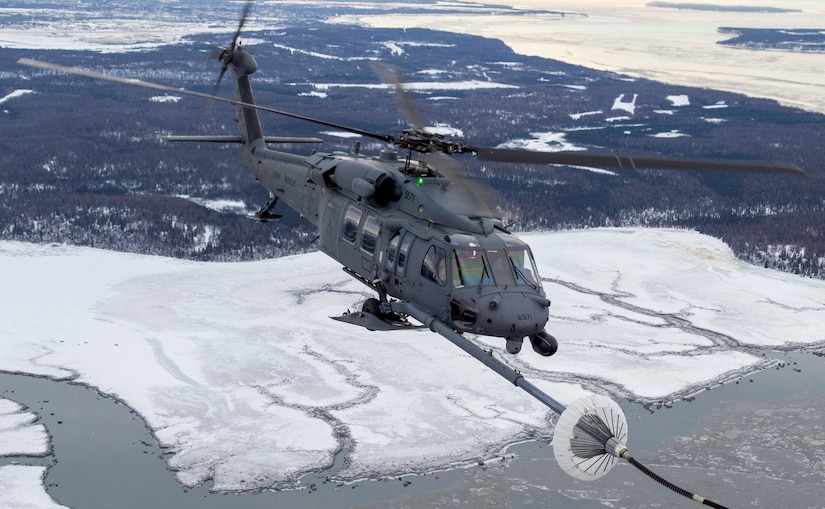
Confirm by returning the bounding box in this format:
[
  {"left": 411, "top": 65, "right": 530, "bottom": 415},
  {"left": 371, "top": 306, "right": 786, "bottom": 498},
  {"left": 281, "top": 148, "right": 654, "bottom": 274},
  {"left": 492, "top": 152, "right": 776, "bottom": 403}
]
[{"left": 622, "top": 452, "right": 730, "bottom": 509}]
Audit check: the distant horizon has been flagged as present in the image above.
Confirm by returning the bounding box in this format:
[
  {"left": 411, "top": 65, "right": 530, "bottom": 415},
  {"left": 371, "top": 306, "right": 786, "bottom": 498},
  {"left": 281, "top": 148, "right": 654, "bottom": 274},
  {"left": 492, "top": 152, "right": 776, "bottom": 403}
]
[{"left": 3, "top": 1, "right": 825, "bottom": 111}]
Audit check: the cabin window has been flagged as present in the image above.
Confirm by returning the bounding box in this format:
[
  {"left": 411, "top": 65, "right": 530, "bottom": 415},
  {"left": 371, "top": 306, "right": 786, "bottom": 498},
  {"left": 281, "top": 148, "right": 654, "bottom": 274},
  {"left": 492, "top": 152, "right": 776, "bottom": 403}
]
[
  {"left": 386, "top": 233, "right": 401, "bottom": 269},
  {"left": 342, "top": 205, "right": 362, "bottom": 244},
  {"left": 421, "top": 246, "right": 447, "bottom": 286},
  {"left": 452, "top": 249, "right": 494, "bottom": 287},
  {"left": 507, "top": 247, "right": 541, "bottom": 288},
  {"left": 396, "top": 234, "right": 414, "bottom": 277},
  {"left": 360, "top": 215, "right": 380, "bottom": 255}
]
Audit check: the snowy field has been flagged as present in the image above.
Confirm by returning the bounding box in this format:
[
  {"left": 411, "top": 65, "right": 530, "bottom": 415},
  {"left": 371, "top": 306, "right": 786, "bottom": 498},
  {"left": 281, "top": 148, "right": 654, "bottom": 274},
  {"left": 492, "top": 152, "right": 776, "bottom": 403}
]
[
  {"left": 0, "top": 5, "right": 278, "bottom": 53},
  {"left": 1, "top": 228, "right": 824, "bottom": 494},
  {"left": 0, "top": 399, "right": 67, "bottom": 509}
]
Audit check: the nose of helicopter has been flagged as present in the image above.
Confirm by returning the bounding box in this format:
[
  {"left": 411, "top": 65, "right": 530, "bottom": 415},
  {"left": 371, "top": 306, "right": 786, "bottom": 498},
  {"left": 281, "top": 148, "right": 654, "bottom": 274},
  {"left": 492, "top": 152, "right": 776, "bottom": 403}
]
[{"left": 473, "top": 291, "right": 550, "bottom": 338}]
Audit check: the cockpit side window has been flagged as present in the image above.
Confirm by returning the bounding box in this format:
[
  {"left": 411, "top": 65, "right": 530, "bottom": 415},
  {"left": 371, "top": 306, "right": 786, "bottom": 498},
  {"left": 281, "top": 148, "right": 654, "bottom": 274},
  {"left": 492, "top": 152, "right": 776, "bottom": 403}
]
[{"left": 421, "top": 246, "right": 447, "bottom": 286}]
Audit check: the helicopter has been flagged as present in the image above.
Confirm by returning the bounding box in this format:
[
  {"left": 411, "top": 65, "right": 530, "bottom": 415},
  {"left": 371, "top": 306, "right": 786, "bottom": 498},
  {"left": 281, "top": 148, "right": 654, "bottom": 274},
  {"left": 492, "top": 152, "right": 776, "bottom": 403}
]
[{"left": 17, "top": 1, "right": 805, "bottom": 506}]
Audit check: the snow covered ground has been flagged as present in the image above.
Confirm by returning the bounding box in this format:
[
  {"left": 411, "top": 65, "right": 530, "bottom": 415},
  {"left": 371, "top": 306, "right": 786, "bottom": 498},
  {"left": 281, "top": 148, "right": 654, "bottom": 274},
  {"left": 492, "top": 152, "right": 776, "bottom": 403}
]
[
  {"left": 0, "top": 399, "right": 49, "bottom": 457},
  {"left": 0, "top": 466, "right": 68, "bottom": 509},
  {"left": 0, "top": 399, "right": 67, "bottom": 509},
  {"left": 0, "top": 5, "right": 280, "bottom": 54},
  {"left": 1, "top": 228, "right": 824, "bottom": 494}
]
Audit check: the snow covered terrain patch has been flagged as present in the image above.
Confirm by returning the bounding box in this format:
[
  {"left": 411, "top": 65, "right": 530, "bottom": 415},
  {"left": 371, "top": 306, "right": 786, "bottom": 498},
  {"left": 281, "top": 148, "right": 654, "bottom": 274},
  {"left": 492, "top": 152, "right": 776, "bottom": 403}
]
[
  {"left": 612, "top": 93, "right": 638, "bottom": 115},
  {"left": 177, "top": 195, "right": 249, "bottom": 214},
  {"left": 424, "top": 123, "right": 463, "bottom": 137},
  {"left": 149, "top": 95, "right": 182, "bottom": 103},
  {"left": 311, "top": 81, "right": 518, "bottom": 92},
  {"left": 0, "top": 6, "right": 280, "bottom": 53},
  {"left": 497, "top": 131, "right": 587, "bottom": 152},
  {"left": 0, "top": 399, "right": 49, "bottom": 456},
  {"left": 650, "top": 130, "right": 689, "bottom": 138},
  {"left": 0, "top": 397, "right": 65, "bottom": 508},
  {"left": 703, "top": 101, "right": 729, "bottom": 109},
  {"left": 569, "top": 110, "right": 602, "bottom": 120},
  {"left": 0, "top": 466, "right": 69, "bottom": 509},
  {"left": 1, "top": 229, "right": 824, "bottom": 491},
  {"left": 0, "top": 89, "right": 34, "bottom": 105}
]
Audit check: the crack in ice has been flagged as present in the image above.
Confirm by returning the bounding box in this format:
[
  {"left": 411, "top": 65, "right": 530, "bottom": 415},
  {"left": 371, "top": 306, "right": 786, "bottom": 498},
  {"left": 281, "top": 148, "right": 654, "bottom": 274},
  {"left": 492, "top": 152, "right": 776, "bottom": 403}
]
[{"left": 251, "top": 343, "right": 381, "bottom": 484}]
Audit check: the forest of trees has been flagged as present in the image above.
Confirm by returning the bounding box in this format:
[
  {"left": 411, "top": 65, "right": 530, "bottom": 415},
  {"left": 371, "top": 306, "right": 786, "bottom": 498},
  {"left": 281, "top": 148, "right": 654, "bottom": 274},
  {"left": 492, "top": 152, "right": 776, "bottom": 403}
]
[{"left": 2, "top": 24, "right": 823, "bottom": 277}]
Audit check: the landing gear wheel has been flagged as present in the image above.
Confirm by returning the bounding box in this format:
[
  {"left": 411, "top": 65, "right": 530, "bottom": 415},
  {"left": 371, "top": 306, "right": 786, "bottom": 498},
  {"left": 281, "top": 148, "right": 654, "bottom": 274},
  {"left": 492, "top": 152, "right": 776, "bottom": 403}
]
[
  {"left": 505, "top": 337, "right": 523, "bottom": 354},
  {"left": 362, "top": 298, "right": 381, "bottom": 317},
  {"left": 529, "top": 330, "right": 558, "bottom": 357}
]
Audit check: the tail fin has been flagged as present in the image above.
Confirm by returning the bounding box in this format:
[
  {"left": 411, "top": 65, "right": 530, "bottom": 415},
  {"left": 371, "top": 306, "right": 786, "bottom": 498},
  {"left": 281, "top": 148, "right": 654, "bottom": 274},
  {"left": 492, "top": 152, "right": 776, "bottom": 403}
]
[
  {"left": 163, "top": 49, "right": 323, "bottom": 146},
  {"left": 229, "top": 48, "right": 264, "bottom": 145}
]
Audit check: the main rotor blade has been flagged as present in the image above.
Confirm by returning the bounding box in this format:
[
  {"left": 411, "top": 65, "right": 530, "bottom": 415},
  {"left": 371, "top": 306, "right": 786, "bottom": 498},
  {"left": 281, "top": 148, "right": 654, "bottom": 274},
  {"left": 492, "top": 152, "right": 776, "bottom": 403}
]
[
  {"left": 17, "top": 58, "right": 394, "bottom": 143},
  {"left": 422, "top": 152, "right": 500, "bottom": 218},
  {"left": 19, "top": 56, "right": 806, "bottom": 179},
  {"left": 374, "top": 63, "right": 426, "bottom": 130},
  {"left": 472, "top": 146, "right": 806, "bottom": 177}
]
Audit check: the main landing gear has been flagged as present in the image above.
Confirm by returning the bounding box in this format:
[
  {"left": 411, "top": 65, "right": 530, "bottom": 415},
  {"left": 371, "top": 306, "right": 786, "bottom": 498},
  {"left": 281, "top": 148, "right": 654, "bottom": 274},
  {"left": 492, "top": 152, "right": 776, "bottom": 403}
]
[
  {"left": 361, "top": 296, "right": 558, "bottom": 357},
  {"left": 362, "top": 297, "right": 382, "bottom": 316}
]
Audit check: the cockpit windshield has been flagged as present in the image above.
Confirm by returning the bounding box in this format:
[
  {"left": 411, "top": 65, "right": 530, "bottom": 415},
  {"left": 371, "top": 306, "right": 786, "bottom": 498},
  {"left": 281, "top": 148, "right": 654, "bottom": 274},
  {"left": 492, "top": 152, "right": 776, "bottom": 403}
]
[
  {"left": 451, "top": 245, "right": 541, "bottom": 289},
  {"left": 452, "top": 249, "right": 494, "bottom": 287},
  {"left": 507, "top": 246, "right": 541, "bottom": 288}
]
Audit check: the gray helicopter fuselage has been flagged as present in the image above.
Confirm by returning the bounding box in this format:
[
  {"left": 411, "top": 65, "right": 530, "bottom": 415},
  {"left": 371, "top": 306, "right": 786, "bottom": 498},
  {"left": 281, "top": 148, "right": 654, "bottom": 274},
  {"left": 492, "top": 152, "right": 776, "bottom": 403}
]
[
  {"left": 242, "top": 135, "right": 550, "bottom": 339},
  {"left": 229, "top": 48, "right": 551, "bottom": 345}
]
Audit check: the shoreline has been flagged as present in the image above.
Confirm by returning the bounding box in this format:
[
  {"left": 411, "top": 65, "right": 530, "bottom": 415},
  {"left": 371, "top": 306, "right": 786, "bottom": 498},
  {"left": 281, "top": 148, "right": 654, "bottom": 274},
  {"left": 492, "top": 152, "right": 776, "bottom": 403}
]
[
  {"left": 3, "top": 346, "right": 825, "bottom": 507},
  {"left": 331, "top": 1, "right": 825, "bottom": 114}
]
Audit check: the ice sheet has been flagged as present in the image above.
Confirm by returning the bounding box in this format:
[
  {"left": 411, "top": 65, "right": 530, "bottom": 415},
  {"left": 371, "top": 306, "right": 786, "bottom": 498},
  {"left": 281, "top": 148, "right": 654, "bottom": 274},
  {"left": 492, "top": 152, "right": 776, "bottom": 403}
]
[
  {"left": 0, "top": 397, "right": 62, "bottom": 509},
  {"left": 0, "top": 466, "right": 69, "bottom": 509},
  {"left": 0, "top": 399, "right": 49, "bottom": 456},
  {"left": 1, "top": 228, "right": 824, "bottom": 490}
]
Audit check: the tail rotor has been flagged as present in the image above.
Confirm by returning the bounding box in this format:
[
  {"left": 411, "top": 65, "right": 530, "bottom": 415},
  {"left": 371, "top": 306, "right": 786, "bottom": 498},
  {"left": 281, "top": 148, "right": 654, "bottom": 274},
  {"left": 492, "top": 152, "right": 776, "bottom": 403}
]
[{"left": 204, "top": 0, "right": 256, "bottom": 112}]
